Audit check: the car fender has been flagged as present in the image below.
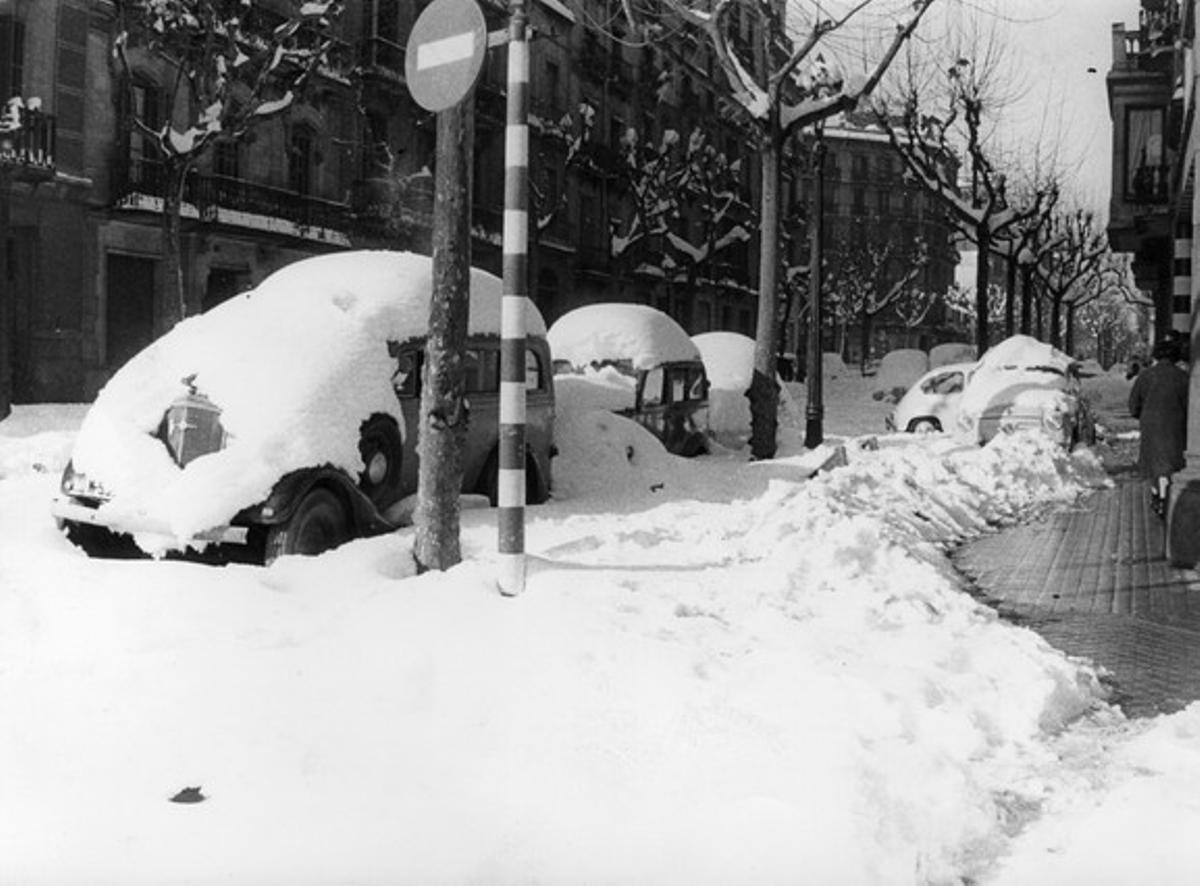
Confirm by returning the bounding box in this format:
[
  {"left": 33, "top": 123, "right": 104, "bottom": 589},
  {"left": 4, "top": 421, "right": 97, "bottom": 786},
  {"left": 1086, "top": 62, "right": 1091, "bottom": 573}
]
[{"left": 235, "top": 466, "right": 393, "bottom": 535}]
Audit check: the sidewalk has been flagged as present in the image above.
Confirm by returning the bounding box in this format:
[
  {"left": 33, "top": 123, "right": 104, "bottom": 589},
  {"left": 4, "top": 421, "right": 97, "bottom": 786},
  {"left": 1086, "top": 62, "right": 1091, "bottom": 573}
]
[{"left": 953, "top": 459, "right": 1200, "bottom": 719}]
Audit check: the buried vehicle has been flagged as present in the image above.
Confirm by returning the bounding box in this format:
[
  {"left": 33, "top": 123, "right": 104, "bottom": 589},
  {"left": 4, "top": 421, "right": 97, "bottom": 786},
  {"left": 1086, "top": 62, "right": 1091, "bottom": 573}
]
[
  {"left": 51, "top": 251, "right": 555, "bottom": 562},
  {"left": 886, "top": 361, "right": 976, "bottom": 434},
  {"left": 955, "top": 335, "right": 1095, "bottom": 447},
  {"left": 548, "top": 303, "right": 710, "bottom": 457}
]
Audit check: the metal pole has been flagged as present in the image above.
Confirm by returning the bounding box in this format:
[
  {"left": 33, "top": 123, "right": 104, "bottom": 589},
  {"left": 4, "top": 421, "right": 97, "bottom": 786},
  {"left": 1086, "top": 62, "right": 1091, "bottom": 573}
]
[
  {"left": 804, "top": 129, "right": 825, "bottom": 449},
  {"left": 498, "top": 0, "right": 529, "bottom": 596}
]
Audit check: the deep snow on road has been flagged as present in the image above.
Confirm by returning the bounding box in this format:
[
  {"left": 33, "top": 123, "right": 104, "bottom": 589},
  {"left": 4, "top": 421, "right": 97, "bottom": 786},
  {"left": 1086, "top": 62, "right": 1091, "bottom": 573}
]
[{"left": 3, "top": 369, "right": 1199, "bottom": 886}]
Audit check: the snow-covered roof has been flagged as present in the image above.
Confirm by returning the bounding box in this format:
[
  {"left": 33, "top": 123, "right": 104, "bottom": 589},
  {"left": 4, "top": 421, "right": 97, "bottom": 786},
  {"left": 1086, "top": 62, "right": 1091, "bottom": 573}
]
[
  {"left": 548, "top": 303, "right": 701, "bottom": 371},
  {"left": 976, "top": 335, "right": 1074, "bottom": 373},
  {"left": 71, "top": 251, "right": 545, "bottom": 546}
]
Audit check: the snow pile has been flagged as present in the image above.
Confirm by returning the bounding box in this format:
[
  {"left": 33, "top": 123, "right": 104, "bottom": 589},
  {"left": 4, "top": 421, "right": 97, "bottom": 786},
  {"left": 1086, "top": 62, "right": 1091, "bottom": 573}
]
[
  {"left": 692, "top": 331, "right": 802, "bottom": 447},
  {"left": 64, "top": 251, "right": 543, "bottom": 549},
  {"left": 6, "top": 396, "right": 1195, "bottom": 886},
  {"left": 547, "top": 303, "right": 700, "bottom": 370}
]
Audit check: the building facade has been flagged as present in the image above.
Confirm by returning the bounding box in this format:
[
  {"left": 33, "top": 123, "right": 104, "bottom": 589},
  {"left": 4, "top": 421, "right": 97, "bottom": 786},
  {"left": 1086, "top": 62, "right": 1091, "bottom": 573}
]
[
  {"left": 1, "top": 0, "right": 955, "bottom": 409},
  {"left": 1107, "top": 0, "right": 1200, "bottom": 564}
]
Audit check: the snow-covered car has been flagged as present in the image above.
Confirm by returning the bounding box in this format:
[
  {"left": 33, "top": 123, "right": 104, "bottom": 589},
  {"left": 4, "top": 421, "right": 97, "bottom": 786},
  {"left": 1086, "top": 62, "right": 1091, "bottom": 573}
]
[
  {"left": 872, "top": 348, "right": 930, "bottom": 404},
  {"left": 886, "top": 361, "right": 976, "bottom": 433},
  {"left": 51, "top": 251, "right": 555, "bottom": 562},
  {"left": 548, "top": 303, "right": 710, "bottom": 457},
  {"left": 691, "top": 331, "right": 801, "bottom": 449},
  {"left": 955, "top": 335, "right": 1095, "bottom": 447}
]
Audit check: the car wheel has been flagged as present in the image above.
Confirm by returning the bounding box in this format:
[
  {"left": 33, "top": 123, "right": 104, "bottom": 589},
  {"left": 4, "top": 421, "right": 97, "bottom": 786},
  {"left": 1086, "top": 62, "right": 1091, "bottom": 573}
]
[
  {"left": 357, "top": 414, "right": 404, "bottom": 509},
  {"left": 908, "top": 417, "right": 941, "bottom": 434},
  {"left": 264, "top": 487, "right": 350, "bottom": 562}
]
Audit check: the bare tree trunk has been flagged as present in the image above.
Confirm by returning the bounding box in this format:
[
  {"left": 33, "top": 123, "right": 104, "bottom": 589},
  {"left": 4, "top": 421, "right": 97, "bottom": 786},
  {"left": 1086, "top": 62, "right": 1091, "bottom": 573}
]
[
  {"left": 1049, "top": 294, "right": 1063, "bottom": 348},
  {"left": 974, "top": 224, "right": 990, "bottom": 353},
  {"left": 1004, "top": 257, "right": 1016, "bottom": 338},
  {"left": 160, "top": 162, "right": 188, "bottom": 335},
  {"left": 414, "top": 101, "right": 473, "bottom": 572},
  {"left": 749, "top": 112, "right": 782, "bottom": 459},
  {"left": 1019, "top": 263, "right": 1034, "bottom": 334}
]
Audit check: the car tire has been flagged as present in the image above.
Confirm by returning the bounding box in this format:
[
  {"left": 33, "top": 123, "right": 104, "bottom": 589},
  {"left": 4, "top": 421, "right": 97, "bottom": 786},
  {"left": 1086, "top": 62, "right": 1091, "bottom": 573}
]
[
  {"left": 357, "top": 414, "right": 404, "bottom": 509},
  {"left": 908, "top": 418, "right": 941, "bottom": 434},
  {"left": 263, "top": 487, "right": 350, "bottom": 562}
]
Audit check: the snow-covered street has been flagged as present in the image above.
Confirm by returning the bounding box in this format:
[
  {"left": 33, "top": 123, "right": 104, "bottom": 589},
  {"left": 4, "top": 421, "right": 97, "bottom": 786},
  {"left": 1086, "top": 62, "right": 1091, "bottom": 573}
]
[{"left": 4, "top": 372, "right": 1200, "bottom": 885}]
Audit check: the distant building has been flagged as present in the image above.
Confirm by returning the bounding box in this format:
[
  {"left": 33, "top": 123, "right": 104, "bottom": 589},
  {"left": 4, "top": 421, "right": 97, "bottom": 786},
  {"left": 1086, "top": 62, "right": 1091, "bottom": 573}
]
[{"left": 784, "top": 112, "right": 961, "bottom": 365}]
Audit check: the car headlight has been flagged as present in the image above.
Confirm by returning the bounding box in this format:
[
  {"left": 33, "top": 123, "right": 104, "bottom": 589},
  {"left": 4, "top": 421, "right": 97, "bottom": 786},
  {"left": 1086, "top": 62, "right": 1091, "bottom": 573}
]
[{"left": 60, "top": 460, "right": 111, "bottom": 500}]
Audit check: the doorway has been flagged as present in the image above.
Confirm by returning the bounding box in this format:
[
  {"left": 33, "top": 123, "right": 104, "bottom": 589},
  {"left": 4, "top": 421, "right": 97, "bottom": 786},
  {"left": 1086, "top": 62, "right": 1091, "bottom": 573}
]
[{"left": 105, "top": 253, "right": 156, "bottom": 370}]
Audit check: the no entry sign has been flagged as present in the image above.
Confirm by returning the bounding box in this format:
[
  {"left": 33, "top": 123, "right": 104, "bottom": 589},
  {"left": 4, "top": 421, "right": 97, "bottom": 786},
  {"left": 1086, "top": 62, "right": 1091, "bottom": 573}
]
[{"left": 405, "top": 0, "right": 487, "bottom": 112}]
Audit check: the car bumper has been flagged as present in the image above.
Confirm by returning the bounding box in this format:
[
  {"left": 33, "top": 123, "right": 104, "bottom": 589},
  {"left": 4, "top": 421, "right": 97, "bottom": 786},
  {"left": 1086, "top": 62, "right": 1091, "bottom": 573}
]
[{"left": 50, "top": 495, "right": 250, "bottom": 547}]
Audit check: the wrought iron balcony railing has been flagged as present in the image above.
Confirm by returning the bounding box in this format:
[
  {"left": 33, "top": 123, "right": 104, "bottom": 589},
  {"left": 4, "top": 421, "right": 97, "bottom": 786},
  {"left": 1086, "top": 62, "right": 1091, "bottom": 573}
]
[
  {"left": 113, "top": 158, "right": 351, "bottom": 239},
  {"left": 0, "top": 106, "right": 56, "bottom": 180},
  {"left": 1127, "top": 162, "right": 1170, "bottom": 204}
]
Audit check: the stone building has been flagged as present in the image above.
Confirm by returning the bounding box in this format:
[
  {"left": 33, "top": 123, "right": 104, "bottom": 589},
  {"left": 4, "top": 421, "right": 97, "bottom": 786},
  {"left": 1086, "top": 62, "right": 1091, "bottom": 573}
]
[{"left": 0, "top": 0, "right": 954, "bottom": 409}]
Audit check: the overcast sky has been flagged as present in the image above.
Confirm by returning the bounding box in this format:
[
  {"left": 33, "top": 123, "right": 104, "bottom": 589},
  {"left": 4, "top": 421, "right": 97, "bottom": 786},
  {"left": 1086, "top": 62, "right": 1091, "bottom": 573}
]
[{"left": 993, "top": 0, "right": 1141, "bottom": 215}]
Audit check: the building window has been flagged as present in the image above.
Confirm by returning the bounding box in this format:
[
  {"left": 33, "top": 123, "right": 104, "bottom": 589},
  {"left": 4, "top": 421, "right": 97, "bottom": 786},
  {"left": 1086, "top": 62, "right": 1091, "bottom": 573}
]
[
  {"left": 128, "top": 79, "right": 162, "bottom": 189},
  {"left": 0, "top": 15, "right": 25, "bottom": 100},
  {"left": 1125, "top": 106, "right": 1166, "bottom": 202},
  {"left": 289, "top": 124, "right": 316, "bottom": 196},
  {"left": 214, "top": 140, "right": 240, "bottom": 179},
  {"left": 544, "top": 60, "right": 560, "bottom": 115}
]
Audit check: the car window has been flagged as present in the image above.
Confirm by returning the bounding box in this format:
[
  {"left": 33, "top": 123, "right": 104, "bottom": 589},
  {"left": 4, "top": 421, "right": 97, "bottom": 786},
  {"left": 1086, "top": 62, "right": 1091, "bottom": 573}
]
[
  {"left": 687, "top": 366, "right": 707, "bottom": 401},
  {"left": 670, "top": 369, "right": 687, "bottom": 403},
  {"left": 525, "top": 348, "right": 543, "bottom": 392},
  {"left": 463, "top": 349, "right": 484, "bottom": 393},
  {"left": 641, "top": 367, "right": 664, "bottom": 407},
  {"left": 923, "top": 371, "right": 963, "bottom": 395},
  {"left": 393, "top": 349, "right": 421, "bottom": 399}
]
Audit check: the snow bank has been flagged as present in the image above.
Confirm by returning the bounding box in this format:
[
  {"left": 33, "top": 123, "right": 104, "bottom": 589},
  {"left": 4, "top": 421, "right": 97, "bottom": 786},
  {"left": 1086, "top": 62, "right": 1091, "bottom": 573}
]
[{"left": 0, "top": 396, "right": 1139, "bottom": 886}]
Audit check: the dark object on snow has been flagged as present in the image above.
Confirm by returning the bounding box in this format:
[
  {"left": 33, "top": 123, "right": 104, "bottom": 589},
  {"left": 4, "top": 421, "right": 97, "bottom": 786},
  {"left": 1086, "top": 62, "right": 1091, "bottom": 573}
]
[{"left": 169, "top": 786, "right": 206, "bottom": 804}]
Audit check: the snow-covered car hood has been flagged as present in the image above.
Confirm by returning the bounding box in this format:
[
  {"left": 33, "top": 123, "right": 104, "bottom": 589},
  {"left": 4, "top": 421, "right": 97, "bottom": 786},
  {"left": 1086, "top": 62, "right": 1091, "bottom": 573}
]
[
  {"left": 954, "top": 336, "right": 1080, "bottom": 442},
  {"left": 548, "top": 303, "right": 700, "bottom": 371},
  {"left": 68, "top": 250, "right": 544, "bottom": 546}
]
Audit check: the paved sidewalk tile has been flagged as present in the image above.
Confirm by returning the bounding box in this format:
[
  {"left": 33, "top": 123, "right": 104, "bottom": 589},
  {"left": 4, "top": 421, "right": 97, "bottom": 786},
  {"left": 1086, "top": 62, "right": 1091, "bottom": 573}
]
[{"left": 953, "top": 474, "right": 1200, "bottom": 719}]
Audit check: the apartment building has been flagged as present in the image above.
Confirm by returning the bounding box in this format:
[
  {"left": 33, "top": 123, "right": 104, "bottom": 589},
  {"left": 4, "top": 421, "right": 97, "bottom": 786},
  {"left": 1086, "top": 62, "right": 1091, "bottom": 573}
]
[{"left": 0, "top": 0, "right": 951, "bottom": 409}]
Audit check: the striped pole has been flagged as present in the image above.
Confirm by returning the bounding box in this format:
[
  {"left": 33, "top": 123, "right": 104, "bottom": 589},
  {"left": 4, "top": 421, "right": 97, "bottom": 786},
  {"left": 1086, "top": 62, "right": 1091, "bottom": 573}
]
[
  {"left": 498, "top": 0, "right": 529, "bottom": 596},
  {"left": 1174, "top": 211, "right": 1192, "bottom": 335}
]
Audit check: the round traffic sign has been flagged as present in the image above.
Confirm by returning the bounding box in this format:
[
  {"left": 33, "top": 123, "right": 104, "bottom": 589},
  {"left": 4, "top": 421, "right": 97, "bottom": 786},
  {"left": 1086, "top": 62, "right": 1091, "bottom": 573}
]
[{"left": 405, "top": 0, "right": 488, "bottom": 113}]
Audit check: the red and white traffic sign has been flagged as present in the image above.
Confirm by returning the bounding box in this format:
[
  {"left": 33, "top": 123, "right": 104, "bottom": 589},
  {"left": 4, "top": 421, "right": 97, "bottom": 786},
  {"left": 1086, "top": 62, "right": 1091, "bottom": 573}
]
[{"left": 405, "top": 0, "right": 487, "bottom": 113}]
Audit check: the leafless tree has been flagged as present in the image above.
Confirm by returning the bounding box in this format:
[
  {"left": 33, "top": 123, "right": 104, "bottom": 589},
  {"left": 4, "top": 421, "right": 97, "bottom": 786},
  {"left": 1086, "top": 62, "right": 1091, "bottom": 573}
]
[
  {"left": 113, "top": 0, "right": 344, "bottom": 334},
  {"left": 620, "top": 0, "right": 937, "bottom": 458}
]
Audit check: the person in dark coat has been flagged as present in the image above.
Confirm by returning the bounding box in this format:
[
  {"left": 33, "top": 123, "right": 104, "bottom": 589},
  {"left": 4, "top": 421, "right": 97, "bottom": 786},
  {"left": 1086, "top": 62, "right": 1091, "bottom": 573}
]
[{"left": 1128, "top": 337, "right": 1189, "bottom": 516}]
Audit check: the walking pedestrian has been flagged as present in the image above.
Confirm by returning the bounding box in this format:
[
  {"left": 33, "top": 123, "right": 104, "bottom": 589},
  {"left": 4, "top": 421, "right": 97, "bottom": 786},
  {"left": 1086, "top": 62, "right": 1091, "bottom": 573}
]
[{"left": 1129, "top": 337, "right": 1189, "bottom": 517}]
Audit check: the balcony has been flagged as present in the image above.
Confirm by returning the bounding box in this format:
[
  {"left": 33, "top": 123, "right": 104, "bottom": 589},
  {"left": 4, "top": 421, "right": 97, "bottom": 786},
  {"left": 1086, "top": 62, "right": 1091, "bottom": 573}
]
[
  {"left": 1106, "top": 17, "right": 1177, "bottom": 253},
  {"left": 113, "top": 159, "right": 352, "bottom": 245},
  {"left": 358, "top": 36, "right": 406, "bottom": 91},
  {"left": 0, "top": 105, "right": 56, "bottom": 184},
  {"left": 1128, "top": 161, "right": 1170, "bottom": 204}
]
